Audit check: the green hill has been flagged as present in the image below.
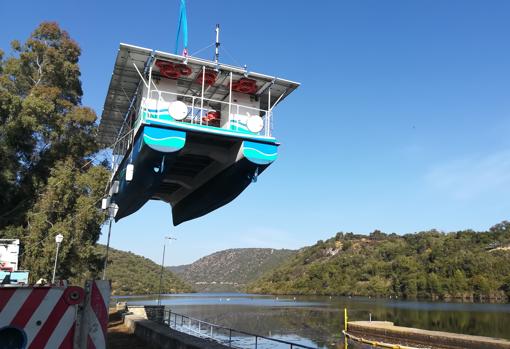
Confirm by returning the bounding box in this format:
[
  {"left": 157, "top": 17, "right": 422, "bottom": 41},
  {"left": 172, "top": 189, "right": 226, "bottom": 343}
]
[
  {"left": 247, "top": 222, "right": 510, "bottom": 301},
  {"left": 170, "top": 248, "right": 295, "bottom": 292},
  {"left": 98, "top": 246, "right": 194, "bottom": 295}
]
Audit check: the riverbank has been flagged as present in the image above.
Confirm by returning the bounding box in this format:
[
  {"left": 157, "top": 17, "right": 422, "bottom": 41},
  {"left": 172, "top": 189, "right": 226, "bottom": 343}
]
[{"left": 242, "top": 291, "right": 509, "bottom": 303}]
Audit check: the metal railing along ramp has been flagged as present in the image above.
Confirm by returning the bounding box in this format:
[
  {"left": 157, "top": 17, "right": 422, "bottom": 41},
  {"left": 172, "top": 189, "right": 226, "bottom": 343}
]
[{"left": 164, "top": 310, "right": 317, "bottom": 349}]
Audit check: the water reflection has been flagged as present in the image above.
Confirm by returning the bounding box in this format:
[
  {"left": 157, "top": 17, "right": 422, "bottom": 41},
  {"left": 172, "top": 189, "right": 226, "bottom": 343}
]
[{"left": 114, "top": 293, "right": 510, "bottom": 349}]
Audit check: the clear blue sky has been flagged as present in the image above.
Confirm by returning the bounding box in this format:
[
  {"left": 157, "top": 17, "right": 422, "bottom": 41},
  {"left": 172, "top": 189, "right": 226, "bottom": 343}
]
[{"left": 2, "top": 1, "right": 510, "bottom": 265}]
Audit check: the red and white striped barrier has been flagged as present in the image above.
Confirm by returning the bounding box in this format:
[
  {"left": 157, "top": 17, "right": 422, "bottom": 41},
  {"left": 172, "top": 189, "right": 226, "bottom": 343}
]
[
  {"left": 78, "top": 280, "right": 110, "bottom": 349},
  {"left": 0, "top": 286, "right": 84, "bottom": 348},
  {"left": 0, "top": 280, "right": 110, "bottom": 349}
]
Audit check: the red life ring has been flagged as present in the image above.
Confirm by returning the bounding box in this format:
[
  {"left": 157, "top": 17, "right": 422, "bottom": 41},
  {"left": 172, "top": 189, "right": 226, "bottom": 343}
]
[
  {"left": 232, "top": 78, "right": 257, "bottom": 94},
  {"left": 196, "top": 70, "right": 217, "bottom": 86},
  {"left": 239, "top": 78, "right": 256, "bottom": 88},
  {"left": 177, "top": 64, "right": 192, "bottom": 76},
  {"left": 166, "top": 70, "right": 181, "bottom": 79},
  {"left": 155, "top": 60, "right": 172, "bottom": 70},
  {"left": 206, "top": 111, "right": 220, "bottom": 120},
  {"left": 155, "top": 60, "right": 181, "bottom": 79},
  {"left": 202, "top": 110, "right": 221, "bottom": 124},
  {"left": 238, "top": 85, "right": 254, "bottom": 93}
]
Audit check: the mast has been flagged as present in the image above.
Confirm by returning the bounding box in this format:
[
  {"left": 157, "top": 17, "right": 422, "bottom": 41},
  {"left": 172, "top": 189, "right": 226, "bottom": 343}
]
[{"left": 214, "top": 24, "right": 220, "bottom": 64}]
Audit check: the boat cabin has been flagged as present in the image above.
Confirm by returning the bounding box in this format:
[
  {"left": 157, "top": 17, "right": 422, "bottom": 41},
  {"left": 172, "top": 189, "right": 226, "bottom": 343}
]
[{"left": 99, "top": 44, "right": 299, "bottom": 225}]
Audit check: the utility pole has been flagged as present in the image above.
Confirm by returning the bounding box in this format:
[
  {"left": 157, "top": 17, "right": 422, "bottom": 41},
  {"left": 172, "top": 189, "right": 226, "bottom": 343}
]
[{"left": 157, "top": 236, "right": 176, "bottom": 306}]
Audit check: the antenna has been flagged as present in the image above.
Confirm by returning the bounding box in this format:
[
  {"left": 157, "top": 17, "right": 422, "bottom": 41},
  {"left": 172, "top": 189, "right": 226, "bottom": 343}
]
[{"left": 215, "top": 24, "right": 220, "bottom": 64}]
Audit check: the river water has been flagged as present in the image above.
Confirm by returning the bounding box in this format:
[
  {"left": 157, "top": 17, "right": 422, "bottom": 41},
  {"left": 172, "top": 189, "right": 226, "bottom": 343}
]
[{"left": 114, "top": 293, "right": 510, "bottom": 348}]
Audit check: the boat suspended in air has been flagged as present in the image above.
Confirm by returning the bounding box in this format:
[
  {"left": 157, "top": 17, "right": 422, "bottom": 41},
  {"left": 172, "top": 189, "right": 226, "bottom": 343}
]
[{"left": 98, "top": 43, "right": 299, "bottom": 225}]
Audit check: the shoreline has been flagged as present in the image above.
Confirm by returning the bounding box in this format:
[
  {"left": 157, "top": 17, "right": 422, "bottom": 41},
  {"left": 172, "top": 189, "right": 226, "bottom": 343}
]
[{"left": 113, "top": 291, "right": 510, "bottom": 304}]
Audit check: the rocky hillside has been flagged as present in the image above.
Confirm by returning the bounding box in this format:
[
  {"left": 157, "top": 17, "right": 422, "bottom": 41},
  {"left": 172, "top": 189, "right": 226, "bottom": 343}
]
[
  {"left": 98, "top": 245, "right": 194, "bottom": 296},
  {"left": 170, "top": 248, "right": 295, "bottom": 292},
  {"left": 247, "top": 222, "right": 510, "bottom": 301}
]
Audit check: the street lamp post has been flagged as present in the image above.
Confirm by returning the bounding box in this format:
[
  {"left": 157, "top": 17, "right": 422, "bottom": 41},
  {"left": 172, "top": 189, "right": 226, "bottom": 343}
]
[
  {"left": 157, "top": 236, "right": 176, "bottom": 306},
  {"left": 102, "top": 218, "right": 113, "bottom": 280},
  {"left": 102, "top": 204, "right": 118, "bottom": 280},
  {"left": 52, "top": 233, "right": 64, "bottom": 284}
]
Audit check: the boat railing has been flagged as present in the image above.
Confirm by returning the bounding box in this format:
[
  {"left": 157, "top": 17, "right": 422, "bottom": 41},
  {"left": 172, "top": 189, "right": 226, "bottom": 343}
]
[
  {"left": 163, "top": 310, "right": 316, "bottom": 349},
  {"left": 143, "top": 89, "right": 273, "bottom": 138},
  {"left": 109, "top": 87, "right": 273, "bottom": 178}
]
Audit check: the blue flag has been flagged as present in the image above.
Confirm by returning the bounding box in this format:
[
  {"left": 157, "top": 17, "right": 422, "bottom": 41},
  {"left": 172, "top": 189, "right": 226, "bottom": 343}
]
[{"left": 175, "top": 0, "right": 188, "bottom": 55}]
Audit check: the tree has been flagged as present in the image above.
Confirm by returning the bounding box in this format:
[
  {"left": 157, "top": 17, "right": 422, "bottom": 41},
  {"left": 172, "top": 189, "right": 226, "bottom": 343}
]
[
  {"left": 0, "top": 22, "right": 109, "bottom": 282},
  {"left": 427, "top": 272, "right": 443, "bottom": 296},
  {"left": 369, "top": 229, "right": 386, "bottom": 241},
  {"left": 471, "top": 275, "right": 491, "bottom": 297},
  {"left": 0, "top": 22, "right": 99, "bottom": 229},
  {"left": 21, "top": 160, "right": 108, "bottom": 281},
  {"left": 247, "top": 224, "right": 510, "bottom": 301}
]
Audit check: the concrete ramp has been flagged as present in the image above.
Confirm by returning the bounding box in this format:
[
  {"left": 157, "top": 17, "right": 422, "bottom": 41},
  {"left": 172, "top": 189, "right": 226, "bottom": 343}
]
[{"left": 348, "top": 321, "right": 510, "bottom": 349}]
